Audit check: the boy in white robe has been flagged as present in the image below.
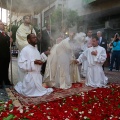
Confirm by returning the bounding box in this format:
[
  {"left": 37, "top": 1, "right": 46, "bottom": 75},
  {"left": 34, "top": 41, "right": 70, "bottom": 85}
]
[
  {"left": 73, "top": 36, "right": 108, "bottom": 87},
  {"left": 14, "top": 33, "right": 53, "bottom": 97}
]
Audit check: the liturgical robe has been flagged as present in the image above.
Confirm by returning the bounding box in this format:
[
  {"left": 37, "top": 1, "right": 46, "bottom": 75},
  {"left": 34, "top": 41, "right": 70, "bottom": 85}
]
[
  {"left": 44, "top": 32, "right": 86, "bottom": 89},
  {"left": 44, "top": 38, "right": 81, "bottom": 89},
  {"left": 77, "top": 45, "right": 108, "bottom": 87},
  {"left": 16, "top": 23, "right": 36, "bottom": 52},
  {"left": 81, "top": 36, "right": 92, "bottom": 77},
  {"left": 14, "top": 44, "right": 53, "bottom": 97}
]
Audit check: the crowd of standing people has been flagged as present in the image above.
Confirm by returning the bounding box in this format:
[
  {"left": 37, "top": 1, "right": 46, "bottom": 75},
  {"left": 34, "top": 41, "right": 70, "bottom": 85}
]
[{"left": 0, "top": 15, "right": 120, "bottom": 97}]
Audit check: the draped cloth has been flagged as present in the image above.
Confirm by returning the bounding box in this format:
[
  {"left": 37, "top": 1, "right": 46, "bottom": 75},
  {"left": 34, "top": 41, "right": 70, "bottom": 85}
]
[
  {"left": 77, "top": 46, "right": 108, "bottom": 87},
  {"left": 16, "top": 23, "right": 36, "bottom": 51},
  {"left": 44, "top": 33, "right": 86, "bottom": 89},
  {"left": 81, "top": 36, "right": 92, "bottom": 77},
  {"left": 16, "top": 23, "right": 36, "bottom": 82},
  {"left": 14, "top": 44, "right": 53, "bottom": 97}
]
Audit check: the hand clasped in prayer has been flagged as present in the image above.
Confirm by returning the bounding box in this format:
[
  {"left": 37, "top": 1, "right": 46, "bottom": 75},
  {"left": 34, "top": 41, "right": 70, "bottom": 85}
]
[
  {"left": 91, "top": 50, "right": 97, "bottom": 56},
  {"left": 34, "top": 60, "right": 43, "bottom": 65}
]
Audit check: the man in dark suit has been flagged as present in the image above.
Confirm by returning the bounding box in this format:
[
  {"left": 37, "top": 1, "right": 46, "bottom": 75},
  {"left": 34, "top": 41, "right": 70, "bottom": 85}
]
[
  {"left": 0, "top": 21, "right": 12, "bottom": 88},
  {"left": 97, "top": 31, "right": 107, "bottom": 70},
  {"left": 97, "top": 31, "right": 107, "bottom": 50},
  {"left": 40, "top": 25, "right": 51, "bottom": 75},
  {"left": 41, "top": 25, "right": 51, "bottom": 53},
  {"left": 37, "top": 31, "right": 42, "bottom": 52}
]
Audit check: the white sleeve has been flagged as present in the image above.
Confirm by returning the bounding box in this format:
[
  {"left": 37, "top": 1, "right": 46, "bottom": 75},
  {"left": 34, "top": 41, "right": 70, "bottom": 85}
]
[
  {"left": 95, "top": 48, "right": 107, "bottom": 64},
  {"left": 40, "top": 53, "right": 47, "bottom": 62},
  {"left": 18, "top": 50, "right": 35, "bottom": 72},
  {"left": 77, "top": 50, "right": 87, "bottom": 64}
]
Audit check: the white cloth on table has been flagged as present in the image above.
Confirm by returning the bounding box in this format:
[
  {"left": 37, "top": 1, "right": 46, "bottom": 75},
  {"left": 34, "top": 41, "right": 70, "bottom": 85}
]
[{"left": 14, "top": 44, "right": 53, "bottom": 97}]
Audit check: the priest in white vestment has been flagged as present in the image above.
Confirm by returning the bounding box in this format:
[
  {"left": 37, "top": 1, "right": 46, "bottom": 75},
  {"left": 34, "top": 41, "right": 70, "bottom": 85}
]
[
  {"left": 14, "top": 33, "right": 53, "bottom": 97},
  {"left": 16, "top": 15, "right": 36, "bottom": 52},
  {"left": 81, "top": 30, "right": 92, "bottom": 77},
  {"left": 44, "top": 32, "right": 86, "bottom": 89},
  {"left": 74, "top": 36, "right": 108, "bottom": 87},
  {"left": 16, "top": 15, "right": 36, "bottom": 82}
]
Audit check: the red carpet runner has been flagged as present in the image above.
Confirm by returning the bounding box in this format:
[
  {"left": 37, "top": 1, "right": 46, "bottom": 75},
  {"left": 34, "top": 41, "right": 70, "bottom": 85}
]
[{"left": 9, "top": 83, "right": 93, "bottom": 106}]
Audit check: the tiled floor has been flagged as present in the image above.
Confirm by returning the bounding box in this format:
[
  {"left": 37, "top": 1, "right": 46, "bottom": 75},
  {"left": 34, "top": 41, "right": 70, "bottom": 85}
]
[
  {"left": 0, "top": 57, "right": 18, "bottom": 102},
  {"left": 0, "top": 89, "right": 9, "bottom": 101}
]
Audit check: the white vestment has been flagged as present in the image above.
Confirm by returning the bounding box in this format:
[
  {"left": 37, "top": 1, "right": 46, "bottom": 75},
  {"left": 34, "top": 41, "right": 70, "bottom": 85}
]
[
  {"left": 16, "top": 23, "right": 36, "bottom": 82},
  {"left": 16, "top": 23, "right": 36, "bottom": 52},
  {"left": 44, "top": 37, "right": 82, "bottom": 89},
  {"left": 81, "top": 36, "right": 92, "bottom": 77},
  {"left": 14, "top": 44, "right": 53, "bottom": 97},
  {"left": 77, "top": 46, "right": 108, "bottom": 87}
]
